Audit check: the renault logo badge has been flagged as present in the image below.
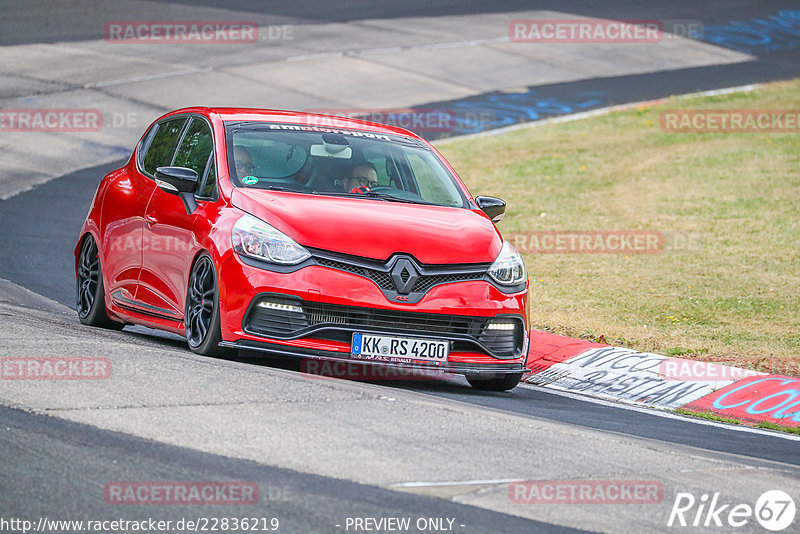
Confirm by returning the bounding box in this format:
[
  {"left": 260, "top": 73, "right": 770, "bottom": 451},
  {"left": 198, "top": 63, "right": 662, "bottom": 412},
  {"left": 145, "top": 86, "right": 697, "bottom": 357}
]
[{"left": 390, "top": 258, "right": 419, "bottom": 294}]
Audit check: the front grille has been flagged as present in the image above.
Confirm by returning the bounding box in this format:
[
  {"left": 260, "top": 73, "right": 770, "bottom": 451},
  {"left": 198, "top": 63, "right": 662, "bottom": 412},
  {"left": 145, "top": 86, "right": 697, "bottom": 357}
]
[
  {"left": 307, "top": 305, "right": 348, "bottom": 325},
  {"left": 303, "top": 301, "right": 485, "bottom": 335},
  {"left": 313, "top": 253, "right": 486, "bottom": 297},
  {"left": 316, "top": 258, "right": 393, "bottom": 290},
  {"left": 244, "top": 297, "right": 525, "bottom": 358},
  {"left": 412, "top": 272, "right": 484, "bottom": 293}
]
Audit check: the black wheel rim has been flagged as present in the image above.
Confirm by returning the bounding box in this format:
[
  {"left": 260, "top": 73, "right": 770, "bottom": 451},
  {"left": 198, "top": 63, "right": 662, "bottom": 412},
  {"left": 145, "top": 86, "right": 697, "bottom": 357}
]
[
  {"left": 77, "top": 237, "right": 99, "bottom": 319},
  {"left": 186, "top": 256, "right": 215, "bottom": 347}
]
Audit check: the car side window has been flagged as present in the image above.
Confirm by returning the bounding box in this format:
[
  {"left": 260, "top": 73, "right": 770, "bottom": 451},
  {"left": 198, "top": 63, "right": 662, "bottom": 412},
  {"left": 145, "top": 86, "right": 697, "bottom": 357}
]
[
  {"left": 196, "top": 153, "right": 217, "bottom": 199},
  {"left": 142, "top": 117, "right": 187, "bottom": 176},
  {"left": 137, "top": 124, "right": 158, "bottom": 168},
  {"left": 172, "top": 117, "right": 215, "bottom": 199},
  {"left": 172, "top": 118, "right": 213, "bottom": 176}
]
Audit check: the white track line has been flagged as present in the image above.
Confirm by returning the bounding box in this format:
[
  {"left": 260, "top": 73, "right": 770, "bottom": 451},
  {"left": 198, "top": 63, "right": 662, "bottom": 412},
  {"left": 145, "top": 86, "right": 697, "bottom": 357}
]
[
  {"left": 83, "top": 66, "right": 212, "bottom": 89},
  {"left": 391, "top": 478, "right": 524, "bottom": 488}
]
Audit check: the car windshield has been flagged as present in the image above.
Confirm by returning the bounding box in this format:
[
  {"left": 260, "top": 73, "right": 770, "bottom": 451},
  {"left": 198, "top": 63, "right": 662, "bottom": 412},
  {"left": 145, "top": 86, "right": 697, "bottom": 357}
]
[{"left": 224, "top": 121, "right": 467, "bottom": 208}]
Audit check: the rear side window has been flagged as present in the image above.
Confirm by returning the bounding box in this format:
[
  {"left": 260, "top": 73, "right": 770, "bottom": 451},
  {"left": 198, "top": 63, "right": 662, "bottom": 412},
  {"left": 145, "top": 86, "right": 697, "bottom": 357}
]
[{"left": 142, "top": 117, "right": 187, "bottom": 176}]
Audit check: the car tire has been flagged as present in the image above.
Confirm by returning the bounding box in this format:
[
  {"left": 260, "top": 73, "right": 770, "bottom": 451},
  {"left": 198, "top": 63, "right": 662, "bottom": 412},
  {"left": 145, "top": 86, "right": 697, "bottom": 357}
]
[
  {"left": 466, "top": 372, "right": 523, "bottom": 391},
  {"left": 185, "top": 253, "right": 234, "bottom": 357},
  {"left": 76, "top": 235, "right": 125, "bottom": 330}
]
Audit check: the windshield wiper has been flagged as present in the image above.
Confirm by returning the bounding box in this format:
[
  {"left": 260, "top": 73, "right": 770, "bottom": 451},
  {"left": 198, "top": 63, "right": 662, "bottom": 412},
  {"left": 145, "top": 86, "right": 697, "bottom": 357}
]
[
  {"left": 310, "top": 190, "right": 432, "bottom": 205},
  {"left": 361, "top": 191, "right": 434, "bottom": 205},
  {"left": 311, "top": 190, "right": 385, "bottom": 200},
  {"left": 257, "top": 185, "right": 306, "bottom": 192}
]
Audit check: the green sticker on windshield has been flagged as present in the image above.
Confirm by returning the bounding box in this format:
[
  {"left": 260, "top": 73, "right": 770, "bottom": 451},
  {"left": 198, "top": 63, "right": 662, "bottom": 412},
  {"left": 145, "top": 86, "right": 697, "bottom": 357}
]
[{"left": 242, "top": 176, "right": 258, "bottom": 185}]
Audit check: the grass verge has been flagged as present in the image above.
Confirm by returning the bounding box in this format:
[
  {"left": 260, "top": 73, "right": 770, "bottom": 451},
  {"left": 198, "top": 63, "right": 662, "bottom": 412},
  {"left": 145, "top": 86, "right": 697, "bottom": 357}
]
[
  {"left": 675, "top": 408, "right": 800, "bottom": 435},
  {"left": 674, "top": 408, "right": 742, "bottom": 425},
  {"left": 437, "top": 79, "right": 800, "bottom": 376}
]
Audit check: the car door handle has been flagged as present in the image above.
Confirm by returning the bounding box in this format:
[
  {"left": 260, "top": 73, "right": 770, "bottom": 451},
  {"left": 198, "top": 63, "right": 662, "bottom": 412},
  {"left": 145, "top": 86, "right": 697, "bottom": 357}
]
[{"left": 144, "top": 215, "right": 157, "bottom": 227}]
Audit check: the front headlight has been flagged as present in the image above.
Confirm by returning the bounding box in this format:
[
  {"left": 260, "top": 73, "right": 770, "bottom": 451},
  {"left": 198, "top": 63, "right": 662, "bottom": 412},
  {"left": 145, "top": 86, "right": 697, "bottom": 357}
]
[
  {"left": 488, "top": 241, "right": 526, "bottom": 286},
  {"left": 232, "top": 214, "right": 311, "bottom": 265}
]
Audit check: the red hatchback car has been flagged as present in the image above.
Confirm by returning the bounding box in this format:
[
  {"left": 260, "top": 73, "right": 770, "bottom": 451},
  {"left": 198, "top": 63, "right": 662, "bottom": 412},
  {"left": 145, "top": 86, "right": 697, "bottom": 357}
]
[{"left": 75, "top": 107, "right": 529, "bottom": 390}]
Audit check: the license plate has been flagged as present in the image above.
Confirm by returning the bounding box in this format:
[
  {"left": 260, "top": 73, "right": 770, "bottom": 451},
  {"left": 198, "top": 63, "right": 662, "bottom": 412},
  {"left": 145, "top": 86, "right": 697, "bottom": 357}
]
[{"left": 351, "top": 333, "right": 449, "bottom": 364}]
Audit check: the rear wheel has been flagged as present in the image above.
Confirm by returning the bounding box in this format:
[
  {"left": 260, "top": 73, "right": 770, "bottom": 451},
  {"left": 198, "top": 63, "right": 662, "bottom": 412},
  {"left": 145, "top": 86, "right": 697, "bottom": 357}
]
[
  {"left": 76, "top": 235, "right": 124, "bottom": 330},
  {"left": 466, "top": 372, "right": 523, "bottom": 391},
  {"left": 185, "top": 254, "right": 233, "bottom": 357}
]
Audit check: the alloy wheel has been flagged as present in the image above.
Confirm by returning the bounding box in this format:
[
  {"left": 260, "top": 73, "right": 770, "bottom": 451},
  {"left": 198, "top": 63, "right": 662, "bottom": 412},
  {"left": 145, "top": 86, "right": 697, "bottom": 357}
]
[
  {"left": 186, "top": 256, "right": 216, "bottom": 347},
  {"left": 77, "top": 236, "right": 100, "bottom": 318}
]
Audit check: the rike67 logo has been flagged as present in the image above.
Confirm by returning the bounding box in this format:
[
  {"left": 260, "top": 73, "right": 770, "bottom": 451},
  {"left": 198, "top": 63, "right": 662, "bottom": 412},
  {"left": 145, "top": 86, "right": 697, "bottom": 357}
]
[{"left": 668, "top": 490, "right": 795, "bottom": 531}]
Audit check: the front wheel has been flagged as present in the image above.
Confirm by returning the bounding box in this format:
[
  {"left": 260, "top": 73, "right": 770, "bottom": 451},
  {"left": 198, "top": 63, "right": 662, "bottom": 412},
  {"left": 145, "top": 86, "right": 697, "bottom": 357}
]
[
  {"left": 76, "top": 235, "right": 124, "bottom": 330},
  {"left": 466, "top": 372, "right": 523, "bottom": 391},
  {"left": 185, "top": 254, "right": 233, "bottom": 357}
]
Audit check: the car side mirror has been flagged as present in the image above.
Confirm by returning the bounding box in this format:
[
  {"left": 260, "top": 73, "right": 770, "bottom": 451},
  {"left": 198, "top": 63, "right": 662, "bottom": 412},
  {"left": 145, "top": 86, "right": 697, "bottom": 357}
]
[
  {"left": 155, "top": 166, "right": 198, "bottom": 193},
  {"left": 475, "top": 196, "right": 506, "bottom": 223},
  {"left": 155, "top": 166, "right": 199, "bottom": 214}
]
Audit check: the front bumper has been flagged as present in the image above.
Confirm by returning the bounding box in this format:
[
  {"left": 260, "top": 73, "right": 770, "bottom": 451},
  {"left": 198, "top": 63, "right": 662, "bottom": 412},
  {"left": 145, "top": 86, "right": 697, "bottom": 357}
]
[
  {"left": 222, "top": 339, "right": 526, "bottom": 376},
  {"left": 217, "top": 251, "right": 529, "bottom": 371}
]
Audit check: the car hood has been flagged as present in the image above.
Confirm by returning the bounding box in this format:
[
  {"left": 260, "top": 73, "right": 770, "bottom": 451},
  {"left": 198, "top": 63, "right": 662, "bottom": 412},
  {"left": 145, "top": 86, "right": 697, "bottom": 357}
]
[{"left": 231, "top": 189, "right": 502, "bottom": 264}]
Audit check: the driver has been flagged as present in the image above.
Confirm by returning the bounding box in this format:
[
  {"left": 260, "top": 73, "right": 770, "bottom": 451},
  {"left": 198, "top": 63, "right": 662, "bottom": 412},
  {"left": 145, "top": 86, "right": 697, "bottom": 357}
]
[
  {"left": 342, "top": 163, "right": 378, "bottom": 194},
  {"left": 233, "top": 146, "right": 254, "bottom": 179}
]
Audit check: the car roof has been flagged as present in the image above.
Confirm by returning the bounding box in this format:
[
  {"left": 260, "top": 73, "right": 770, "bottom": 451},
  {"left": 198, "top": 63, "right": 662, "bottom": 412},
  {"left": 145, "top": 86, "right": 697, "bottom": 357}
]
[{"left": 165, "top": 106, "right": 425, "bottom": 140}]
